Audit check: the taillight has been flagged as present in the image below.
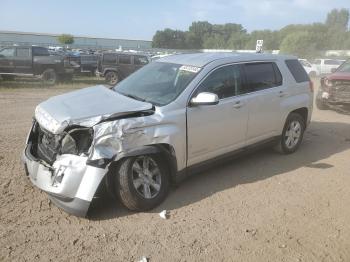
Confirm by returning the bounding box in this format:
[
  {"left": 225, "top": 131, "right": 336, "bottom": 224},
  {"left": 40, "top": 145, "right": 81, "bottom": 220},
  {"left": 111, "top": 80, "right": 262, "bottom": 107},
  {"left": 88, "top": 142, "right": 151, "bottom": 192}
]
[{"left": 309, "top": 80, "right": 314, "bottom": 93}]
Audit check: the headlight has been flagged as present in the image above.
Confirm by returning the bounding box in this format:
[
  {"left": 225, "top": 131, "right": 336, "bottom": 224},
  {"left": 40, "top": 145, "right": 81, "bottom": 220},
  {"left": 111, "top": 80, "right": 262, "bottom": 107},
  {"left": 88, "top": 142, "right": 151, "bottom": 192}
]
[
  {"left": 61, "top": 128, "right": 93, "bottom": 155},
  {"left": 324, "top": 78, "right": 333, "bottom": 87}
]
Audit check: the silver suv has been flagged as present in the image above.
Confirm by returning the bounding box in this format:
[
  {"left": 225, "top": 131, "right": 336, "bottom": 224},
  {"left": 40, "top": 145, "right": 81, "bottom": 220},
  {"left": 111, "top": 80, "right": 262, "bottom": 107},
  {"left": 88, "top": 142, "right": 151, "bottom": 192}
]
[{"left": 22, "top": 53, "right": 314, "bottom": 217}]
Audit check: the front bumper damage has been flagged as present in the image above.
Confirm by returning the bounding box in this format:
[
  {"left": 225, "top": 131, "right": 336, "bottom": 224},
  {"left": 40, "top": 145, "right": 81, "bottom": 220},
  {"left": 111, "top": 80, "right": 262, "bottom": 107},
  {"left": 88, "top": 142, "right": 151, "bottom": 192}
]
[{"left": 23, "top": 145, "right": 107, "bottom": 217}]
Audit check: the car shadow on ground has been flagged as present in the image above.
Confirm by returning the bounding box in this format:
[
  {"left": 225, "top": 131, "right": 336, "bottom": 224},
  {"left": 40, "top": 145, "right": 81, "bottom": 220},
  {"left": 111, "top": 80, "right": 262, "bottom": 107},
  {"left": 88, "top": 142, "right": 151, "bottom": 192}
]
[{"left": 88, "top": 120, "right": 350, "bottom": 221}]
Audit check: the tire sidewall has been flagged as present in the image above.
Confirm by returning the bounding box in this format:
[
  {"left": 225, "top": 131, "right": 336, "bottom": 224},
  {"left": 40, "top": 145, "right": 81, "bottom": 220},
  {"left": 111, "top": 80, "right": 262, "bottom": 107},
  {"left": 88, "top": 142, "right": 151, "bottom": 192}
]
[
  {"left": 116, "top": 154, "right": 170, "bottom": 211},
  {"left": 280, "top": 113, "right": 305, "bottom": 154}
]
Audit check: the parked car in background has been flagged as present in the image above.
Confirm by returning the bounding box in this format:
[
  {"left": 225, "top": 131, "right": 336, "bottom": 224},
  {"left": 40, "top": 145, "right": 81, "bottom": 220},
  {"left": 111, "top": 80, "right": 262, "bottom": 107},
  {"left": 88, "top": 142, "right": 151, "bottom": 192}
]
[
  {"left": 22, "top": 53, "right": 313, "bottom": 217},
  {"left": 316, "top": 59, "right": 350, "bottom": 110},
  {"left": 80, "top": 54, "right": 98, "bottom": 74},
  {"left": 312, "top": 58, "right": 345, "bottom": 75},
  {"left": 299, "top": 59, "right": 319, "bottom": 77},
  {"left": 0, "top": 46, "right": 74, "bottom": 84},
  {"left": 96, "top": 52, "right": 150, "bottom": 85}
]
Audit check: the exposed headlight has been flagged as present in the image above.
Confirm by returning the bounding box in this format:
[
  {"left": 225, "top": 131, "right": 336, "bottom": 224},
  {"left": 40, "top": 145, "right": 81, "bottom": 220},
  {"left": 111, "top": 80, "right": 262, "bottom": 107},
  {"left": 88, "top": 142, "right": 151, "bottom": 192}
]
[
  {"left": 324, "top": 78, "right": 333, "bottom": 87},
  {"left": 61, "top": 128, "right": 93, "bottom": 155}
]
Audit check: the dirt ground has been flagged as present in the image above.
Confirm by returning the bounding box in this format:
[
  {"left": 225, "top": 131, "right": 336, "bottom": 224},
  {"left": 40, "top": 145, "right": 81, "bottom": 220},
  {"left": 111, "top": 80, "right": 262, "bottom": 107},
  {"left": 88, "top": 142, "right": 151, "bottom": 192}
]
[{"left": 0, "top": 78, "right": 350, "bottom": 262}]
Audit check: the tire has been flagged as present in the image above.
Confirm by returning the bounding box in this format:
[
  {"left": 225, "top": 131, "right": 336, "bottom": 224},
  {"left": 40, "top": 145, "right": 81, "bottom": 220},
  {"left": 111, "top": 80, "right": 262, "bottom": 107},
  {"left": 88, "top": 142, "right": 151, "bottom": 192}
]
[
  {"left": 105, "top": 71, "right": 119, "bottom": 86},
  {"left": 42, "top": 69, "right": 57, "bottom": 85},
  {"left": 274, "top": 113, "right": 305, "bottom": 154},
  {"left": 316, "top": 98, "right": 328, "bottom": 110},
  {"left": 115, "top": 154, "right": 170, "bottom": 211}
]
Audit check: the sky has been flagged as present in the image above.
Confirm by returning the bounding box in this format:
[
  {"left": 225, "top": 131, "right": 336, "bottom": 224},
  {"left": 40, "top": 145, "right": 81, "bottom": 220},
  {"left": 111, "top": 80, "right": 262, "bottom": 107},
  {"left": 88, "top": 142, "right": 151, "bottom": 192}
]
[{"left": 1, "top": 0, "right": 349, "bottom": 40}]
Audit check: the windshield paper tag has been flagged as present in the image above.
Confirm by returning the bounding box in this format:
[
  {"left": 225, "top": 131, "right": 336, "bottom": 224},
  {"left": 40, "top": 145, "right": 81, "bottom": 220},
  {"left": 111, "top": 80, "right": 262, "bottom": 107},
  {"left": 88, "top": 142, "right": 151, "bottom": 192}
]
[{"left": 180, "top": 65, "right": 201, "bottom": 73}]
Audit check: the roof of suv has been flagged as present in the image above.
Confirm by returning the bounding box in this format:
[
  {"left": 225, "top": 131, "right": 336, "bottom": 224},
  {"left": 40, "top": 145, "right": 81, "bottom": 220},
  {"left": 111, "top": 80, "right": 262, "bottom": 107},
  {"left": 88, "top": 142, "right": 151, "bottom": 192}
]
[{"left": 158, "top": 52, "right": 296, "bottom": 67}]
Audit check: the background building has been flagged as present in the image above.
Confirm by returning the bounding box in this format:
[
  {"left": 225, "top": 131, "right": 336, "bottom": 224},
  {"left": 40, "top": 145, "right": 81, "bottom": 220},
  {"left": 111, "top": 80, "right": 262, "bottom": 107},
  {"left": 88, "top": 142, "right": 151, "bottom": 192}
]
[{"left": 0, "top": 30, "right": 152, "bottom": 50}]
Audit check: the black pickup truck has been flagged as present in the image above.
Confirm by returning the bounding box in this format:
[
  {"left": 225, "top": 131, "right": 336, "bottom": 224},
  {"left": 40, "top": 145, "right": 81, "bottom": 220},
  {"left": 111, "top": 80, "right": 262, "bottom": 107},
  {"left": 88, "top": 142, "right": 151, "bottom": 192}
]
[{"left": 0, "top": 46, "right": 74, "bottom": 84}]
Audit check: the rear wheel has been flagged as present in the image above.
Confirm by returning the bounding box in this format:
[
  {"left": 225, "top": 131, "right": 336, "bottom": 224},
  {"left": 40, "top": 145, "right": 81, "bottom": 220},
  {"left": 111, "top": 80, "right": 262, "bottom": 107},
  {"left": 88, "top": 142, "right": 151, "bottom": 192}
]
[
  {"left": 275, "top": 113, "right": 305, "bottom": 154},
  {"left": 115, "top": 155, "right": 170, "bottom": 211},
  {"left": 105, "top": 71, "right": 119, "bottom": 86},
  {"left": 42, "top": 69, "right": 57, "bottom": 85}
]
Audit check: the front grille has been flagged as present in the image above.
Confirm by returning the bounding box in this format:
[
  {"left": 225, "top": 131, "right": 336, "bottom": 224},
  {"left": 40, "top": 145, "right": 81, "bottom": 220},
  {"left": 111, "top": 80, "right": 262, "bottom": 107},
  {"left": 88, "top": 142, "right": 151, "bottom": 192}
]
[{"left": 37, "top": 126, "right": 61, "bottom": 164}]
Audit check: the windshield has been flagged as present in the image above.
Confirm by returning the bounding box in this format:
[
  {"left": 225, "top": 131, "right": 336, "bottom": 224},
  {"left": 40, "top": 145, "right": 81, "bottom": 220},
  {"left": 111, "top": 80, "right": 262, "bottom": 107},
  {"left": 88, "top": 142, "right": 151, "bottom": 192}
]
[
  {"left": 114, "top": 62, "right": 200, "bottom": 106},
  {"left": 336, "top": 61, "right": 350, "bottom": 73}
]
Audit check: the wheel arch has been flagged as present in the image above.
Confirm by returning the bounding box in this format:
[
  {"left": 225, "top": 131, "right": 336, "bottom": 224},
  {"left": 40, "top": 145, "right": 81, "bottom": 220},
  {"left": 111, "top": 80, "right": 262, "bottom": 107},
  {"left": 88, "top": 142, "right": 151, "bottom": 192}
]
[
  {"left": 105, "top": 143, "right": 178, "bottom": 195},
  {"left": 289, "top": 107, "right": 308, "bottom": 126}
]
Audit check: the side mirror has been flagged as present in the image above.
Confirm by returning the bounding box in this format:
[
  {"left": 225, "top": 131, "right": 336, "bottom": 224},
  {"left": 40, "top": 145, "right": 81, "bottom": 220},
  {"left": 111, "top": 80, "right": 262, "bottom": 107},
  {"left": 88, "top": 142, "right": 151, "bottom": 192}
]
[
  {"left": 331, "top": 68, "right": 337, "bottom": 73},
  {"left": 190, "top": 92, "right": 219, "bottom": 106}
]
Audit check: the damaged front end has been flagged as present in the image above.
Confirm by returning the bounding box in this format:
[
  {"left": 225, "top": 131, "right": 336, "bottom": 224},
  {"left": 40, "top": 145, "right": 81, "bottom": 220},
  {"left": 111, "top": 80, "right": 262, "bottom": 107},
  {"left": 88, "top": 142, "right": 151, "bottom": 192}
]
[
  {"left": 318, "top": 77, "right": 350, "bottom": 106},
  {"left": 22, "top": 85, "right": 159, "bottom": 217},
  {"left": 23, "top": 120, "right": 107, "bottom": 217}
]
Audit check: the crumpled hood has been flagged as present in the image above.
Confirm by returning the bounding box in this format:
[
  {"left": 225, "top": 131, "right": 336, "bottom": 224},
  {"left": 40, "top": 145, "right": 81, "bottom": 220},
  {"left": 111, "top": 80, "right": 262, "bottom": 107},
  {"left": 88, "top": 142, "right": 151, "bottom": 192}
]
[{"left": 35, "top": 85, "right": 153, "bottom": 134}]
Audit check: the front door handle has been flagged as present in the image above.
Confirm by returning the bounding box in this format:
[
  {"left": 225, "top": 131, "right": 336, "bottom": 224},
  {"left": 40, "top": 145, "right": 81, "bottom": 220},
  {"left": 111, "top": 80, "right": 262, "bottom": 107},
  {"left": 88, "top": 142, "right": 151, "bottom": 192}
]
[{"left": 233, "top": 101, "right": 243, "bottom": 109}]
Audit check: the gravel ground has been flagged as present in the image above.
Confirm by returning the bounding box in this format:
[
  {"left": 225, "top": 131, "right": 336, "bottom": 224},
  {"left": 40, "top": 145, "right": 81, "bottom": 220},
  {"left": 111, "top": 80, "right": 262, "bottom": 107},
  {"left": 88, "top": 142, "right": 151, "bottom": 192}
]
[{"left": 0, "top": 82, "right": 350, "bottom": 262}]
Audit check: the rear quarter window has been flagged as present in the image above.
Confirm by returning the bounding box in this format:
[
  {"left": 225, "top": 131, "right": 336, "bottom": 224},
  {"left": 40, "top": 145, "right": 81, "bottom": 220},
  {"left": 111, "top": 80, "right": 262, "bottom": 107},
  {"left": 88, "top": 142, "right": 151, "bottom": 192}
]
[{"left": 285, "top": 59, "right": 309, "bottom": 83}]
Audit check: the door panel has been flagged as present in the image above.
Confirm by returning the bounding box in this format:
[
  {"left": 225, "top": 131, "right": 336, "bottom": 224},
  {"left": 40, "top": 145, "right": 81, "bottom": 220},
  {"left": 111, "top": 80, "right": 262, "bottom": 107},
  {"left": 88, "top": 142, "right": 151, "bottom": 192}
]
[
  {"left": 187, "top": 64, "right": 248, "bottom": 166},
  {"left": 242, "top": 62, "right": 285, "bottom": 144},
  {"left": 187, "top": 97, "right": 249, "bottom": 166},
  {"left": 14, "top": 47, "right": 33, "bottom": 74},
  {"left": 244, "top": 87, "right": 286, "bottom": 144}
]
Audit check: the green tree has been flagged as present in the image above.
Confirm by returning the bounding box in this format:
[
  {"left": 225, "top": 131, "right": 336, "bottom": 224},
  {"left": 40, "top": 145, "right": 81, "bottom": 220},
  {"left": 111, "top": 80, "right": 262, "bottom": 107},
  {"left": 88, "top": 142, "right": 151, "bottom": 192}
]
[
  {"left": 326, "top": 8, "right": 349, "bottom": 32},
  {"left": 280, "top": 31, "right": 317, "bottom": 58},
  {"left": 57, "top": 34, "right": 74, "bottom": 45},
  {"left": 152, "top": 29, "right": 187, "bottom": 49}
]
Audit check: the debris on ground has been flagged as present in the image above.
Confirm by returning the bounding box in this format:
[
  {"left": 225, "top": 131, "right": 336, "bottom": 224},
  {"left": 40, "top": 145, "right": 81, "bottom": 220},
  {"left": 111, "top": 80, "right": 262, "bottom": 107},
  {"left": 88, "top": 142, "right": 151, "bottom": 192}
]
[
  {"left": 159, "top": 210, "right": 169, "bottom": 219},
  {"left": 138, "top": 256, "right": 148, "bottom": 262}
]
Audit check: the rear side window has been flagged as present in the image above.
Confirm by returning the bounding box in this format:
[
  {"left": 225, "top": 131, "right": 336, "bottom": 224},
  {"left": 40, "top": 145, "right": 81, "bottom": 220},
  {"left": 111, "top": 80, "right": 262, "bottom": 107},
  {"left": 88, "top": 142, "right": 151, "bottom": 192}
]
[
  {"left": 32, "top": 47, "right": 49, "bottom": 56},
  {"left": 16, "top": 48, "right": 30, "bottom": 57},
  {"left": 119, "top": 55, "right": 131, "bottom": 64},
  {"left": 243, "top": 62, "right": 282, "bottom": 92},
  {"left": 103, "top": 53, "right": 117, "bottom": 64},
  {"left": 285, "top": 59, "right": 309, "bottom": 83}
]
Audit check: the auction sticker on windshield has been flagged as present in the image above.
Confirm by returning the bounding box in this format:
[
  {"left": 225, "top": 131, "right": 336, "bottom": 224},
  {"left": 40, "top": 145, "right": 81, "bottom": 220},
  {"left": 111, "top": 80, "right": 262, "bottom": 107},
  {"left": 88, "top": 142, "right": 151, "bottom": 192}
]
[{"left": 180, "top": 65, "right": 201, "bottom": 73}]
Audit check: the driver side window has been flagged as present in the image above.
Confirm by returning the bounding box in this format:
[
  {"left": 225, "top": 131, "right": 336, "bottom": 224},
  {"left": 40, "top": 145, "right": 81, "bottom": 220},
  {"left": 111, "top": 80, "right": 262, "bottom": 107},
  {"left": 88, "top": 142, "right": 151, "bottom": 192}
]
[{"left": 197, "top": 64, "right": 243, "bottom": 99}]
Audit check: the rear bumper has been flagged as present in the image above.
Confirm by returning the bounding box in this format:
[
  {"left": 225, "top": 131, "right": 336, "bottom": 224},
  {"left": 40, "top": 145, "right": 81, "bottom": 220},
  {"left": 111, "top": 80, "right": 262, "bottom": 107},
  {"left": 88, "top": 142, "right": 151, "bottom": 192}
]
[{"left": 22, "top": 143, "right": 108, "bottom": 217}]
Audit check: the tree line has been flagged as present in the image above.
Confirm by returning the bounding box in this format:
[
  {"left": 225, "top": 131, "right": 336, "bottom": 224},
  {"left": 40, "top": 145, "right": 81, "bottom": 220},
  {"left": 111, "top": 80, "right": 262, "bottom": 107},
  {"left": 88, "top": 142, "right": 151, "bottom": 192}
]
[{"left": 152, "top": 8, "right": 350, "bottom": 58}]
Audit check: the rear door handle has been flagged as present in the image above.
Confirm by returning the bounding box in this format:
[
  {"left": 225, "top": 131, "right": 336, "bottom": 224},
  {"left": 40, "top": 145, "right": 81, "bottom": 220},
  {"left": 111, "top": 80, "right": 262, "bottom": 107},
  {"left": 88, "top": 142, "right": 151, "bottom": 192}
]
[{"left": 233, "top": 101, "right": 243, "bottom": 109}]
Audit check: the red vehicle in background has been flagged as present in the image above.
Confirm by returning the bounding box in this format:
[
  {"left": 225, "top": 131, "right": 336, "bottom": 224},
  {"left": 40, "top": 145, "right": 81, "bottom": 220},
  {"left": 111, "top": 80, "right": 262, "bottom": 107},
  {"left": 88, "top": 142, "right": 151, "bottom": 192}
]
[{"left": 316, "top": 60, "right": 350, "bottom": 111}]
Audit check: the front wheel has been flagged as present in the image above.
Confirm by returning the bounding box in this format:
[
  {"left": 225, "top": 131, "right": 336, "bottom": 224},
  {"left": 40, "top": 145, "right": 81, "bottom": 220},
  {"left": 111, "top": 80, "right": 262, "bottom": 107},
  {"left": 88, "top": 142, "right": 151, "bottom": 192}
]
[
  {"left": 275, "top": 113, "right": 305, "bottom": 154},
  {"left": 115, "top": 155, "right": 170, "bottom": 211}
]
